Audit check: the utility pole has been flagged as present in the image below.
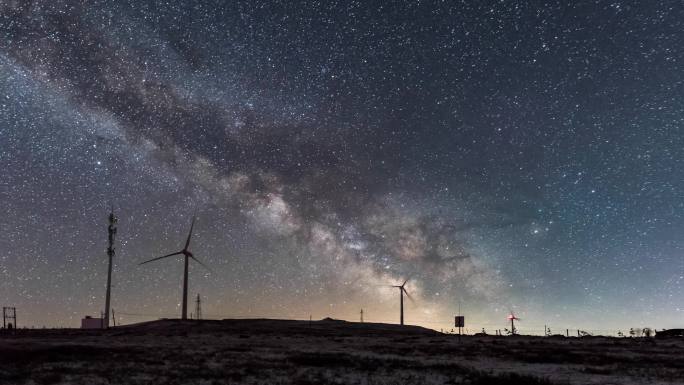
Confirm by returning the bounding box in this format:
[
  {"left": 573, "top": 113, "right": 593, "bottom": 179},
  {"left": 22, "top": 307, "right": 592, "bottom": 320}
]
[
  {"left": 360, "top": 309, "right": 364, "bottom": 323},
  {"left": 111, "top": 309, "right": 116, "bottom": 327},
  {"left": 104, "top": 206, "right": 117, "bottom": 329},
  {"left": 195, "top": 293, "right": 202, "bottom": 320}
]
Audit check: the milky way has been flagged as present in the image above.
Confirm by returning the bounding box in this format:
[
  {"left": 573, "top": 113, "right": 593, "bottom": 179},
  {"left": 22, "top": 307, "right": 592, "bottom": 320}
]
[{"left": 1, "top": 1, "right": 683, "bottom": 333}]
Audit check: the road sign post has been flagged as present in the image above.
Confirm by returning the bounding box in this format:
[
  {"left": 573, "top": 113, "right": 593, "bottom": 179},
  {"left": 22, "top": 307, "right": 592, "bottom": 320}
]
[{"left": 455, "top": 315, "right": 465, "bottom": 337}]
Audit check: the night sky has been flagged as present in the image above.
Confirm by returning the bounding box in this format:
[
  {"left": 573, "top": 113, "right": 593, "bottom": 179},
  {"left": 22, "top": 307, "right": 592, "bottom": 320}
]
[{"left": 1, "top": 1, "right": 682, "bottom": 334}]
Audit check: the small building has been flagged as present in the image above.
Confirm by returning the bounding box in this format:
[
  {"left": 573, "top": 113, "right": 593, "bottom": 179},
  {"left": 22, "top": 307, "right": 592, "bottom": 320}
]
[{"left": 81, "top": 316, "right": 104, "bottom": 329}]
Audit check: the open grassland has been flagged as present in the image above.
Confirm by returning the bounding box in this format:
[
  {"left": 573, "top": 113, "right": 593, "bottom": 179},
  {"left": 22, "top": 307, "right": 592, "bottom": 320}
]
[{"left": 1, "top": 319, "right": 683, "bottom": 385}]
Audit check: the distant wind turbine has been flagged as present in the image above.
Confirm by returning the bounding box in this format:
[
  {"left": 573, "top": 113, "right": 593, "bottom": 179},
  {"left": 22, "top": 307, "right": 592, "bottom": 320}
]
[
  {"left": 507, "top": 311, "right": 521, "bottom": 335},
  {"left": 139, "top": 215, "right": 209, "bottom": 320},
  {"left": 391, "top": 279, "right": 413, "bottom": 326}
]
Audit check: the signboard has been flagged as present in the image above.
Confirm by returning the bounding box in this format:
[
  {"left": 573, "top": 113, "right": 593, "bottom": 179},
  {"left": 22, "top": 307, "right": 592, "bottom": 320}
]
[
  {"left": 454, "top": 316, "right": 465, "bottom": 328},
  {"left": 81, "top": 316, "right": 104, "bottom": 329}
]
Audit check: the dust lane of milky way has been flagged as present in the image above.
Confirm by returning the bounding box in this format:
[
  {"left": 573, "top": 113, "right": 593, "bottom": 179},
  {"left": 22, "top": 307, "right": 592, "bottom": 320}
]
[{"left": 0, "top": 1, "right": 682, "bottom": 332}]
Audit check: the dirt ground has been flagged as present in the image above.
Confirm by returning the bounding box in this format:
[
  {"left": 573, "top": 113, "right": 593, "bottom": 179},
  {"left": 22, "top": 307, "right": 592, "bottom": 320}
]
[{"left": 1, "top": 319, "right": 682, "bottom": 385}]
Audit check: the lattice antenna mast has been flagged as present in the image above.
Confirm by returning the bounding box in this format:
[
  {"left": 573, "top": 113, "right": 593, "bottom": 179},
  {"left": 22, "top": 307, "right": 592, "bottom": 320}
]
[
  {"left": 104, "top": 206, "right": 117, "bottom": 328},
  {"left": 2, "top": 307, "right": 16, "bottom": 329},
  {"left": 195, "top": 293, "right": 202, "bottom": 320}
]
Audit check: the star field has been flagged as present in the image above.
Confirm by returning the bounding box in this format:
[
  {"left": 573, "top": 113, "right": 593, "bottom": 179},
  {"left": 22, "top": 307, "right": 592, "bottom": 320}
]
[{"left": 0, "top": 1, "right": 683, "bottom": 333}]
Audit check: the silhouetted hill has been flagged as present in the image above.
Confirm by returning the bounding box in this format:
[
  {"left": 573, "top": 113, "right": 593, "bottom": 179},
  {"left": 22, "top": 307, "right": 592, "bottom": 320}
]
[
  {"left": 3, "top": 320, "right": 684, "bottom": 384},
  {"left": 113, "top": 318, "right": 440, "bottom": 337}
]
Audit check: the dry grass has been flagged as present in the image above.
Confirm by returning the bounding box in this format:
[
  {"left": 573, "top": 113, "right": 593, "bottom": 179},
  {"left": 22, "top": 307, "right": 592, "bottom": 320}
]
[{"left": 1, "top": 320, "right": 682, "bottom": 385}]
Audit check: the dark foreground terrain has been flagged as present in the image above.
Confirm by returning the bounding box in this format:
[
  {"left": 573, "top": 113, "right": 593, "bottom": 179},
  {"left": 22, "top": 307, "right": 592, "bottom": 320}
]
[{"left": 1, "top": 319, "right": 683, "bottom": 385}]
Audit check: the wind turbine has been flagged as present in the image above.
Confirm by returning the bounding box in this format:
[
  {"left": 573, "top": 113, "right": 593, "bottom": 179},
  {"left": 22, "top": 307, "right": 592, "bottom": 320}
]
[
  {"left": 391, "top": 279, "right": 413, "bottom": 326},
  {"left": 139, "top": 215, "right": 209, "bottom": 320},
  {"left": 507, "top": 311, "right": 521, "bottom": 335}
]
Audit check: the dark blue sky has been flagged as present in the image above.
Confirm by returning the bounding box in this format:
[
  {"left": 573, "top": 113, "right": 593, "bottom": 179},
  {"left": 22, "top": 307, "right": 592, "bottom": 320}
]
[{"left": 1, "top": 0, "right": 682, "bottom": 332}]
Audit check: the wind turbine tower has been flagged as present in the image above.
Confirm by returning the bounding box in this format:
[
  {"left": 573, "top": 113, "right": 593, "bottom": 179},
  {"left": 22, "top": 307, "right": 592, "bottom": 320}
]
[
  {"left": 391, "top": 280, "right": 413, "bottom": 326},
  {"left": 195, "top": 293, "right": 202, "bottom": 320},
  {"left": 140, "top": 215, "right": 209, "bottom": 320},
  {"left": 104, "top": 206, "right": 117, "bottom": 329}
]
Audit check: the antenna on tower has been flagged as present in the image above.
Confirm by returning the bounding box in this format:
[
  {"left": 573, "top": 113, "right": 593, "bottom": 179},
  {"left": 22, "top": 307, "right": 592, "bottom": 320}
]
[
  {"left": 195, "top": 293, "right": 202, "bottom": 320},
  {"left": 104, "top": 205, "right": 117, "bottom": 329}
]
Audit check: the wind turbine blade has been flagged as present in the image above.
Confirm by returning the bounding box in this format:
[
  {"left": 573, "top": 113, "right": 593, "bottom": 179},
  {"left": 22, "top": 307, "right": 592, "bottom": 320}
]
[
  {"left": 190, "top": 255, "right": 212, "bottom": 273},
  {"left": 401, "top": 279, "right": 409, "bottom": 287},
  {"left": 402, "top": 287, "right": 415, "bottom": 303},
  {"left": 184, "top": 216, "right": 196, "bottom": 250},
  {"left": 139, "top": 251, "right": 183, "bottom": 265}
]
